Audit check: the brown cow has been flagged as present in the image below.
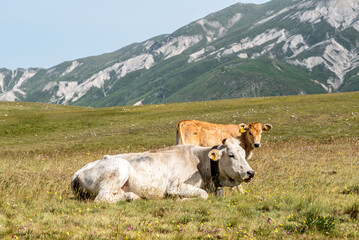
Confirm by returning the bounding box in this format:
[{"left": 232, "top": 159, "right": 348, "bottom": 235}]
[
  {"left": 176, "top": 120, "right": 272, "bottom": 160},
  {"left": 175, "top": 120, "right": 272, "bottom": 193}
]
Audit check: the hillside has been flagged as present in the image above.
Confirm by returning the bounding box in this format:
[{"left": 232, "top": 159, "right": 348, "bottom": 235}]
[
  {"left": 0, "top": 92, "right": 358, "bottom": 239},
  {"left": 0, "top": 92, "right": 357, "bottom": 155},
  {"left": 1, "top": 0, "right": 359, "bottom": 107}
]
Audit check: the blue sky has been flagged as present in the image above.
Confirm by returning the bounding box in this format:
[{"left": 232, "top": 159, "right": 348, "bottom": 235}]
[{"left": 1, "top": 0, "right": 269, "bottom": 69}]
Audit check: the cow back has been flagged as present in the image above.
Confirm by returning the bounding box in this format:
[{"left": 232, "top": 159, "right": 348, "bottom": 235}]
[{"left": 177, "top": 120, "right": 240, "bottom": 147}]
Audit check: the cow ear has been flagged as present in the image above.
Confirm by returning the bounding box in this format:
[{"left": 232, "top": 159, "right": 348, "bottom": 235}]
[
  {"left": 239, "top": 123, "right": 248, "bottom": 129},
  {"left": 208, "top": 149, "right": 221, "bottom": 161},
  {"left": 262, "top": 124, "right": 272, "bottom": 132},
  {"left": 239, "top": 123, "right": 248, "bottom": 133}
]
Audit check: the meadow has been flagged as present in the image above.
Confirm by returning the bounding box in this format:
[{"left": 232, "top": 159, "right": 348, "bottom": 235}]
[{"left": 0, "top": 92, "right": 358, "bottom": 239}]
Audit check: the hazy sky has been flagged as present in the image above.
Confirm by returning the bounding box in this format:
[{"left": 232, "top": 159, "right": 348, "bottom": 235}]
[{"left": 1, "top": 0, "right": 269, "bottom": 69}]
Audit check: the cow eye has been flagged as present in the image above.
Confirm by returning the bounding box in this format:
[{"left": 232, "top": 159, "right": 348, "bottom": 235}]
[
  {"left": 229, "top": 154, "right": 235, "bottom": 158},
  {"left": 249, "top": 131, "right": 253, "bottom": 136}
]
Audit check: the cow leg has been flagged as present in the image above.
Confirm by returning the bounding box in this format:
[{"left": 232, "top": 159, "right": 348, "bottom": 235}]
[
  {"left": 95, "top": 189, "right": 140, "bottom": 202},
  {"left": 168, "top": 183, "right": 208, "bottom": 199},
  {"left": 114, "top": 188, "right": 140, "bottom": 201},
  {"left": 235, "top": 184, "right": 245, "bottom": 194},
  {"left": 95, "top": 190, "right": 119, "bottom": 203},
  {"left": 94, "top": 160, "right": 134, "bottom": 203}
]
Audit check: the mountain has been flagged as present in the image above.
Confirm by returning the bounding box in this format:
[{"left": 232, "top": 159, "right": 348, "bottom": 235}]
[{"left": 1, "top": 0, "right": 359, "bottom": 107}]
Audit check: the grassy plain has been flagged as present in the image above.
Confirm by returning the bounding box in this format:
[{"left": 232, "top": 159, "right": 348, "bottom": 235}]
[{"left": 0, "top": 92, "right": 358, "bottom": 239}]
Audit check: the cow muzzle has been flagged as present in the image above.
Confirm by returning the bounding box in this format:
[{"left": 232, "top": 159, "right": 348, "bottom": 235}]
[{"left": 243, "top": 170, "right": 255, "bottom": 182}]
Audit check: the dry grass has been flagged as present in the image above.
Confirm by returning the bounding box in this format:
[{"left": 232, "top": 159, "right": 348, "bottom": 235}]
[
  {"left": 0, "top": 140, "right": 358, "bottom": 239},
  {"left": 0, "top": 92, "right": 358, "bottom": 239}
]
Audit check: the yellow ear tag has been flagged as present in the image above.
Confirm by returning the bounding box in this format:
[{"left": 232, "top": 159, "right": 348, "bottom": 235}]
[
  {"left": 211, "top": 153, "right": 216, "bottom": 161},
  {"left": 240, "top": 127, "right": 245, "bottom": 133}
]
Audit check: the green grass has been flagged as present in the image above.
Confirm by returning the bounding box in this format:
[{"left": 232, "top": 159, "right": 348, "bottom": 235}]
[{"left": 0, "top": 92, "right": 358, "bottom": 239}]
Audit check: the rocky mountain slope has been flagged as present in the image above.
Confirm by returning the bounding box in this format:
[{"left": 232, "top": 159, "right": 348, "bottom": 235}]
[{"left": 1, "top": 0, "right": 358, "bottom": 107}]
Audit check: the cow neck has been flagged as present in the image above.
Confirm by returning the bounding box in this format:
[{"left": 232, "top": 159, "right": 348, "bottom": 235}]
[
  {"left": 193, "top": 146, "right": 212, "bottom": 179},
  {"left": 239, "top": 133, "right": 253, "bottom": 158}
]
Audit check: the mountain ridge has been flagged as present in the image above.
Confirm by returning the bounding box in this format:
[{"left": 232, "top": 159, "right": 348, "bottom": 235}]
[{"left": 1, "top": 0, "right": 358, "bottom": 107}]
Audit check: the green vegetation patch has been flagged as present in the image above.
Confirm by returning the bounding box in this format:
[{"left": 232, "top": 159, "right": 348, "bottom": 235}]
[{"left": 0, "top": 92, "right": 358, "bottom": 239}]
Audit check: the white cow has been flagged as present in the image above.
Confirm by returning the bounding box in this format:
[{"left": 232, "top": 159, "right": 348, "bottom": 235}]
[{"left": 71, "top": 138, "right": 254, "bottom": 202}]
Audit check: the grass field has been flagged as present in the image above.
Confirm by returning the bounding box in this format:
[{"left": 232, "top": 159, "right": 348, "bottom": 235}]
[{"left": 0, "top": 92, "right": 358, "bottom": 239}]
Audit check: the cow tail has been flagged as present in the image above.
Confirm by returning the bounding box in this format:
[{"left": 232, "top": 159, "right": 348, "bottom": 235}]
[
  {"left": 175, "top": 128, "right": 179, "bottom": 145},
  {"left": 71, "top": 175, "right": 80, "bottom": 197},
  {"left": 71, "top": 176, "right": 92, "bottom": 200},
  {"left": 176, "top": 122, "right": 185, "bottom": 145}
]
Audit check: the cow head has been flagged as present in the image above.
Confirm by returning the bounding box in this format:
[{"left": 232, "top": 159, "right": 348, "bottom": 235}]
[
  {"left": 208, "top": 138, "right": 254, "bottom": 187},
  {"left": 239, "top": 122, "right": 272, "bottom": 148}
]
